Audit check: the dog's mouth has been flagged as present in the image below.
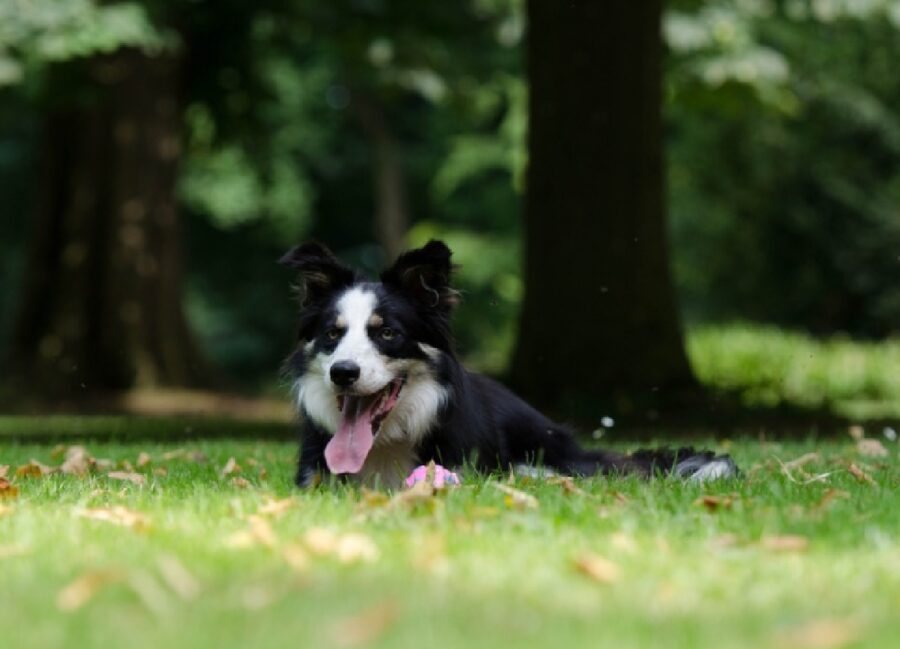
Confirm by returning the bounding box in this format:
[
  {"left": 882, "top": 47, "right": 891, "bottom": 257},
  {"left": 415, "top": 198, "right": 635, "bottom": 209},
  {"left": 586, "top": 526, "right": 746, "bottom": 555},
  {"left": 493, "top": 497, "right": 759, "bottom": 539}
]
[{"left": 324, "top": 379, "right": 404, "bottom": 475}]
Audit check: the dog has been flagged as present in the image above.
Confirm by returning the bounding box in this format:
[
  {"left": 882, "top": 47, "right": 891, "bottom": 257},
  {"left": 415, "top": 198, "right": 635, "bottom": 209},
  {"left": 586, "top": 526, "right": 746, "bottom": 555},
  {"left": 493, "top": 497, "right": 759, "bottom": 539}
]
[{"left": 281, "top": 240, "right": 738, "bottom": 489}]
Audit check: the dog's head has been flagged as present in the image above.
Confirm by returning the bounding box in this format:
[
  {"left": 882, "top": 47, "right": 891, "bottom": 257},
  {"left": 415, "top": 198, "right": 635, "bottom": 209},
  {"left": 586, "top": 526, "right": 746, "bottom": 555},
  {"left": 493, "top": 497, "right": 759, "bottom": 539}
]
[{"left": 280, "top": 240, "right": 458, "bottom": 475}]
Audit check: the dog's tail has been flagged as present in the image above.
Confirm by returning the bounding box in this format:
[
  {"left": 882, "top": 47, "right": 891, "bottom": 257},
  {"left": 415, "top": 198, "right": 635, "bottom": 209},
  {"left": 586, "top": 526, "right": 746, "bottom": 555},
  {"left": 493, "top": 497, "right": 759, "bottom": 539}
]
[{"left": 568, "top": 446, "right": 739, "bottom": 482}]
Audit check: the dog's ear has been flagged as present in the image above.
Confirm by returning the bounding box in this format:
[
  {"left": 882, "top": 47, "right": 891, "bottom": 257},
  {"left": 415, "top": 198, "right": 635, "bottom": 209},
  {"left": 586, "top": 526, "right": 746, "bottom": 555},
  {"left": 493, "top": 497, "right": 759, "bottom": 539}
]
[
  {"left": 381, "top": 240, "right": 459, "bottom": 311},
  {"left": 279, "top": 242, "right": 355, "bottom": 305}
]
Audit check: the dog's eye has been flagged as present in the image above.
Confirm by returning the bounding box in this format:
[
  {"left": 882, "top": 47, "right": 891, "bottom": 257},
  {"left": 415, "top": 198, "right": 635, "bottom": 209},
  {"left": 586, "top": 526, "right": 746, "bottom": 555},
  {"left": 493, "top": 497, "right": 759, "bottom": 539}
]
[
  {"left": 380, "top": 327, "right": 396, "bottom": 341},
  {"left": 325, "top": 327, "right": 342, "bottom": 341}
]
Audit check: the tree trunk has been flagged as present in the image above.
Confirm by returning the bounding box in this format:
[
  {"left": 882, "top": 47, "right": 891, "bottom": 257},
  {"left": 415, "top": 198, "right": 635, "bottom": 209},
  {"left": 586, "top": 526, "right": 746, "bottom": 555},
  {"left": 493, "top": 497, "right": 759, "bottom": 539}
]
[
  {"left": 353, "top": 92, "right": 409, "bottom": 261},
  {"left": 510, "top": 0, "right": 698, "bottom": 423},
  {"left": 9, "top": 49, "right": 207, "bottom": 397}
]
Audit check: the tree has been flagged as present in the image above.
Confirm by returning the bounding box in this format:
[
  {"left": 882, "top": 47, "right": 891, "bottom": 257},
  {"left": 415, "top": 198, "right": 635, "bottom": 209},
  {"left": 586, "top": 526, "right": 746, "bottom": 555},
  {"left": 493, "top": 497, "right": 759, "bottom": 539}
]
[
  {"left": 511, "top": 0, "right": 697, "bottom": 422},
  {"left": 2, "top": 1, "right": 264, "bottom": 395}
]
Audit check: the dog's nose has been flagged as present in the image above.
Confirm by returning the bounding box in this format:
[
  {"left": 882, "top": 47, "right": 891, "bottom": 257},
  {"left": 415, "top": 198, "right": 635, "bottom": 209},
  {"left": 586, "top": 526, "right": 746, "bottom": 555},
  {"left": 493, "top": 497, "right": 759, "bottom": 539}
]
[{"left": 330, "top": 361, "right": 360, "bottom": 387}]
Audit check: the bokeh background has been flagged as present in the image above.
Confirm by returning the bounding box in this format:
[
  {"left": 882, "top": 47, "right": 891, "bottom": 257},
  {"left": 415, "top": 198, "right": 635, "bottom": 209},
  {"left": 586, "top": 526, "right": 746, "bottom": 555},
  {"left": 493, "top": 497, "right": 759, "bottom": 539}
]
[{"left": 1, "top": 0, "right": 898, "bottom": 425}]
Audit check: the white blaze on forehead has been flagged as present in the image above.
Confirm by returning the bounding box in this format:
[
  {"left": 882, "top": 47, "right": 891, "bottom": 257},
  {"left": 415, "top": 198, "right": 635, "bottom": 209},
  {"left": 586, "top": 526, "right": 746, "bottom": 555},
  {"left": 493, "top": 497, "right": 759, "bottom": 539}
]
[
  {"left": 336, "top": 287, "right": 377, "bottom": 333},
  {"left": 327, "top": 287, "right": 392, "bottom": 393}
]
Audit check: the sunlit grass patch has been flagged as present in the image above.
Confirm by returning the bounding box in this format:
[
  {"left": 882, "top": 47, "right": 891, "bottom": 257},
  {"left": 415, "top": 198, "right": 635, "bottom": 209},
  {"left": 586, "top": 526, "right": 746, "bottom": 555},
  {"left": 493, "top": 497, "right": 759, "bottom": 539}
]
[
  {"left": 1, "top": 431, "right": 898, "bottom": 649},
  {"left": 688, "top": 323, "right": 900, "bottom": 420}
]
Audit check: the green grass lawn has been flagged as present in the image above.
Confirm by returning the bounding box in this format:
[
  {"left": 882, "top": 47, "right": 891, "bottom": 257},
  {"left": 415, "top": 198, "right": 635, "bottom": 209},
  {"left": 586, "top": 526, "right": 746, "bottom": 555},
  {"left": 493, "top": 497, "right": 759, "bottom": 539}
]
[{"left": 1, "top": 421, "right": 898, "bottom": 649}]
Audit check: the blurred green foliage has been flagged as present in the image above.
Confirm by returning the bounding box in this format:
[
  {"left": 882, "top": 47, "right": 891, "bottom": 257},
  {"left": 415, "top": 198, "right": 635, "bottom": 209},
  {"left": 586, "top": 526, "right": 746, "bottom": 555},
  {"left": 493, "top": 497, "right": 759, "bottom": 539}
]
[
  {"left": 689, "top": 323, "right": 900, "bottom": 419},
  {"left": 1, "top": 0, "right": 899, "bottom": 398}
]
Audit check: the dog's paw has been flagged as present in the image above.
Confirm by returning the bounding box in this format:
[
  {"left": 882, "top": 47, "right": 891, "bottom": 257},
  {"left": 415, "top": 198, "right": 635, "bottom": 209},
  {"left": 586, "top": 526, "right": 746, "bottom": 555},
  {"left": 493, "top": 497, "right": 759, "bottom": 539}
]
[{"left": 405, "top": 463, "right": 460, "bottom": 489}]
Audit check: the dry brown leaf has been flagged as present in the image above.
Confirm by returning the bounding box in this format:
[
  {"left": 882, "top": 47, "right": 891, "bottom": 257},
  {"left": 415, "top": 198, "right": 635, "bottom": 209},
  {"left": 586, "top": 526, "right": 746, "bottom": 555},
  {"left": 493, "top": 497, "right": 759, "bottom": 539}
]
[
  {"left": 574, "top": 553, "right": 621, "bottom": 584},
  {"left": 157, "top": 555, "right": 201, "bottom": 601},
  {"left": 782, "top": 452, "right": 821, "bottom": 470},
  {"left": 60, "top": 446, "right": 95, "bottom": 476},
  {"left": 231, "top": 477, "right": 251, "bottom": 489},
  {"left": 847, "top": 463, "right": 875, "bottom": 485},
  {"left": 491, "top": 483, "right": 539, "bottom": 510},
  {"left": 335, "top": 533, "right": 379, "bottom": 564},
  {"left": 162, "top": 449, "right": 207, "bottom": 463},
  {"left": 775, "top": 618, "right": 860, "bottom": 649},
  {"left": 329, "top": 602, "right": 399, "bottom": 649},
  {"left": 16, "top": 459, "right": 54, "bottom": 478},
  {"left": 257, "top": 497, "right": 296, "bottom": 518},
  {"left": 847, "top": 425, "right": 864, "bottom": 441},
  {"left": 221, "top": 457, "right": 241, "bottom": 477},
  {"left": 77, "top": 506, "right": 149, "bottom": 530},
  {"left": 281, "top": 543, "right": 310, "bottom": 572},
  {"left": 694, "top": 495, "right": 733, "bottom": 512},
  {"left": 136, "top": 452, "right": 152, "bottom": 468},
  {"left": 856, "top": 439, "right": 888, "bottom": 458},
  {"left": 108, "top": 471, "right": 147, "bottom": 486},
  {"left": 760, "top": 534, "right": 809, "bottom": 552},
  {"left": 304, "top": 527, "right": 339, "bottom": 555},
  {"left": 248, "top": 515, "right": 277, "bottom": 547},
  {"left": 153, "top": 467, "right": 168, "bottom": 477},
  {"left": 56, "top": 570, "right": 121, "bottom": 611},
  {"left": 0, "top": 465, "right": 9, "bottom": 479},
  {"left": 0, "top": 477, "right": 19, "bottom": 499},
  {"left": 547, "top": 476, "right": 592, "bottom": 498}
]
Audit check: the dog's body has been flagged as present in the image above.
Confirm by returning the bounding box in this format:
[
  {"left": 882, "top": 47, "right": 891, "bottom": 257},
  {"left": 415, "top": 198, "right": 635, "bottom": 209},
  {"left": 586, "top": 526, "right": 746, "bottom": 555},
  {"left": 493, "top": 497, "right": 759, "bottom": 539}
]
[{"left": 282, "top": 241, "right": 737, "bottom": 489}]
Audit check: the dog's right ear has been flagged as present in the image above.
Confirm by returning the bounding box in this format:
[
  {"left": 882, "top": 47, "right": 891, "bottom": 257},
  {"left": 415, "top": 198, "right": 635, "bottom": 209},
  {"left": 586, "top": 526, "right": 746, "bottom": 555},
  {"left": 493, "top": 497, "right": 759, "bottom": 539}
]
[{"left": 278, "top": 242, "right": 355, "bottom": 305}]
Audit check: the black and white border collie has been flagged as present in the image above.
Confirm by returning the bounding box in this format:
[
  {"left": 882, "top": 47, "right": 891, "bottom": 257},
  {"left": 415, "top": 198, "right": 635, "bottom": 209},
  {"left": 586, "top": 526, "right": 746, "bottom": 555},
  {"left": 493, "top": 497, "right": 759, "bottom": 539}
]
[{"left": 281, "top": 240, "right": 738, "bottom": 490}]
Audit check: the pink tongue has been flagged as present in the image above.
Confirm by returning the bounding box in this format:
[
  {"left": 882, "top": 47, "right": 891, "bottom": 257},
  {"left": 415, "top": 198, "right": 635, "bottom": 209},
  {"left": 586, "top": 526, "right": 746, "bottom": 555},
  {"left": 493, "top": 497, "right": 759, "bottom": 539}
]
[{"left": 324, "top": 399, "right": 377, "bottom": 474}]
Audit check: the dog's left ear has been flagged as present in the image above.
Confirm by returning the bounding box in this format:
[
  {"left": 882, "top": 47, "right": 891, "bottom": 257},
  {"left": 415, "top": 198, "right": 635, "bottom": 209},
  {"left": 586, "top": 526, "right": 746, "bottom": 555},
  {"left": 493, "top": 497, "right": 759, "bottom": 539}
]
[{"left": 381, "top": 240, "right": 459, "bottom": 312}]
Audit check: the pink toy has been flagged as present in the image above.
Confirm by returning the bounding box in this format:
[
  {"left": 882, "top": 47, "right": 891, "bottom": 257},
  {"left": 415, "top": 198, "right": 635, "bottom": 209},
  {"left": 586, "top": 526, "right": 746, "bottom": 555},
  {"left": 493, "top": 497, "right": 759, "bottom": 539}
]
[{"left": 405, "top": 464, "right": 461, "bottom": 488}]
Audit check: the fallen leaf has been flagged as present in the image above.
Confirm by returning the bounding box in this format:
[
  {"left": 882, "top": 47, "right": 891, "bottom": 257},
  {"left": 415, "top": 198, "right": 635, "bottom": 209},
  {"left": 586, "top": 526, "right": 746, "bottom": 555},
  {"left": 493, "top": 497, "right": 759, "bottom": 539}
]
[
  {"left": 782, "top": 452, "right": 821, "bottom": 470},
  {"left": 304, "top": 527, "right": 339, "bottom": 555},
  {"left": 76, "top": 506, "right": 149, "bottom": 530},
  {"left": 847, "top": 425, "right": 864, "bottom": 441},
  {"left": 847, "top": 463, "right": 875, "bottom": 485},
  {"left": 329, "top": 602, "right": 399, "bottom": 649},
  {"left": 856, "top": 439, "right": 888, "bottom": 458},
  {"left": 760, "top": 534, "right": 809, "bottom": 552},
  {"left": 573, "top": 553, "right": 621, "bottom": 584},
  {"left": 107, "top": 471, "right": 147, "bottom": 486},
  {"left": 60, "top": 446, "right": 95, "bottom": 476},
  {"left": 335, "top": 533, "right": 379, "bottom": 564},
  {"left": 0, "top": 477, "right": 19, "bottom": 499},
  {"left": 16, "top": 459, "right": 54, "bottom": 478},
  {"left": 0, "top": 465, "right": 8, "bottom": 478},
  {"left": 230, "top": 477, "right": 251, "bottom": 489},
  {"left": 136, "top": 452, "right": 152, "bottom": 468},
  {"left": 491, "top": 483, "right": 539, "bottom": 510},
  {"left": 57, "top": 570, "right": 121, "bottom": 611},
  {"left": 153, "top": 467, "right": 168, "bottom": 477},
  {"left": 257, "top": 497, "right": 296, "bottom": 518},
  {"left": 694, "top": 495, "right": 733, "bottom": 512},
  {"left": 221, "top": 457, "right": 241, "bottom": 477},
  {"left": 248, "top": 515, "right": 277, "bottom": 548},
  {"left": 0, "top": 503, "right": 14, "bottom": 516},
  {"left": 281, "top": 543, "right": 310, "bottom": 572},
  {"left": 775, "top": 617, "right": 860, "bottom": 649},
  {"left": 156, "top": 555, "right": 201, "bottom": 601},
  {"left": 547, "top": 476, "right": 592, "bottom": 497},
  {"left": 162, "top": 449, "right": 207, "bottom": 463}
]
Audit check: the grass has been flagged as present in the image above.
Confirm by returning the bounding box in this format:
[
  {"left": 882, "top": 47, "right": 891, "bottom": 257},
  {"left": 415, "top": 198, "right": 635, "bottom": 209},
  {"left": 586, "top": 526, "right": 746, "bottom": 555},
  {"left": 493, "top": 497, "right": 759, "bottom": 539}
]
[
  {"left": 1, "top": 419, "right": 898, "bottom": 649},
  {"left": 688, "top": 323, "right": 900, "bottom": 420}
]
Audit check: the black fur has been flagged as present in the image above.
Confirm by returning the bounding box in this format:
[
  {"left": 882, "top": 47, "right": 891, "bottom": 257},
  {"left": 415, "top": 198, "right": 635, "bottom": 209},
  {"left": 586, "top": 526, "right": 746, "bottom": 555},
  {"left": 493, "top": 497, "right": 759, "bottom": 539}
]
[{"left": 282, "top": 240, "right": 738, "bottom": 487}]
